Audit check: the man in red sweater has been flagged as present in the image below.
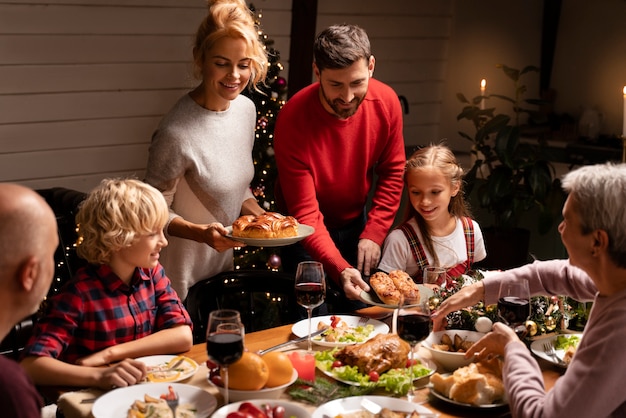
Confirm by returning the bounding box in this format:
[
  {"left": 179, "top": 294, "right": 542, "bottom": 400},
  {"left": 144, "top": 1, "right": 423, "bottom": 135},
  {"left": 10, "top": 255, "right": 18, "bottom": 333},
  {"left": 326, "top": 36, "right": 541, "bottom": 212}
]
[{"left": 274, "top": 24, "right": 406, "bottom": 312}]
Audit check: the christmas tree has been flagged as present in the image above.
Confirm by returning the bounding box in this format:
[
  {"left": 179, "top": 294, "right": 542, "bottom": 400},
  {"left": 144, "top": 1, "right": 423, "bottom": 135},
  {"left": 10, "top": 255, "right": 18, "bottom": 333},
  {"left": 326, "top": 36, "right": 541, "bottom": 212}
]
[{"left": 234, "top": 4, "right": 287, "bottom": 271}]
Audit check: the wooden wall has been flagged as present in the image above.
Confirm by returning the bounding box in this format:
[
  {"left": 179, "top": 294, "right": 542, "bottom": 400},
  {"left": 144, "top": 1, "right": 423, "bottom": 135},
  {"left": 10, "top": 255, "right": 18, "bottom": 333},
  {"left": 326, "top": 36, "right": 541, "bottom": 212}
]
[{"left": 0, "top": 0, "right": 451, "bottom": 192}]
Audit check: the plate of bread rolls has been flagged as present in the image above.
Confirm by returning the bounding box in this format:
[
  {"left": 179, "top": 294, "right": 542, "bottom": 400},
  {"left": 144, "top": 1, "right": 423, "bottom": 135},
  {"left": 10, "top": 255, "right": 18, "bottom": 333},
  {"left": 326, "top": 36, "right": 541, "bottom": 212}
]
[
  {"left": 226, "top": 212, "right": 314, "bottom": 247},
  {"left": 360, "top": 270, "right": 434, "bottom": 308}
]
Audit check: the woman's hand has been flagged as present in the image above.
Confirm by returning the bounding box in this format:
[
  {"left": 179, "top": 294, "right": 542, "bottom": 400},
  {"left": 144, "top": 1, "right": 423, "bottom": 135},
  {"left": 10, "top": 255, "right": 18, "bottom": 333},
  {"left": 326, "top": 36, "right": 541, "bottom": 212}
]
[
  {"left": 464, "top": 322, "right": 521, "bottom": 360},
  {"left": 200, "top": 222, "right": 246, "bottom": 251},
  {"left": 96, "top": 359, "right": 147, "bottom": 390},
  {"left": 431, "top": 281, "right": 485, "bottom": 331}
]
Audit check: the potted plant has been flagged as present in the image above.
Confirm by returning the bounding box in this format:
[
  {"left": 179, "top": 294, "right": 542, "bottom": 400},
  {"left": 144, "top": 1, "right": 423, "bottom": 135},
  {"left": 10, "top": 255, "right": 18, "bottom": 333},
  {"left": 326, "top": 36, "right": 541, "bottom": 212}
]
[{"left": 457, "top": 64, "right": 564, "bottom": 269}]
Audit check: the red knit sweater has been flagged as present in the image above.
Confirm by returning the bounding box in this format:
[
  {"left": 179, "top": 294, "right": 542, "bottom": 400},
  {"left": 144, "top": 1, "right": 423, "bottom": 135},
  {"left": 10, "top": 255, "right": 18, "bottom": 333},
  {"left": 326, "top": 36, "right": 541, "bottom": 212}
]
[{"left": 274, "top": 79, "right": 406, "bottom": 282}]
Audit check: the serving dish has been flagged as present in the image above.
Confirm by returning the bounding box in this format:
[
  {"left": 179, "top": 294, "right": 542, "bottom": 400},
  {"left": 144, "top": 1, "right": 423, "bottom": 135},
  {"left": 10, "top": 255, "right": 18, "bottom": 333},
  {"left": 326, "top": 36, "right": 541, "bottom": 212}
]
[
  {"left": 359, "top": 284, "right": 434, "bottom": 309},
  {"left": 207, "top": 369, "right": 298, "bottom": 402},
  {"left": 91, "top": 382, "right": 216, "bottom": 418},
  {"left": 429, "top": 382, "right": 508, "bottom": 409},
  {"left": 422, "top": 330, "right": 485, "bottom": 371},
  {"left": 136, "top": 354, "right": 198, "bottom": 383},
  {"left": 225, "top": 224, "right": 314, "bottom": 247},
  {"left": 530, "top": 333, "right": 583, "bottom": 368},
  {"left": 291, "top": 315, "right": 389, "bottom": 347},
  {"left": 212, "top": 399, "right": 311, "bottom": 418},
  {"left": 311, "top": 395, "right": 436, "bottom": 418}
]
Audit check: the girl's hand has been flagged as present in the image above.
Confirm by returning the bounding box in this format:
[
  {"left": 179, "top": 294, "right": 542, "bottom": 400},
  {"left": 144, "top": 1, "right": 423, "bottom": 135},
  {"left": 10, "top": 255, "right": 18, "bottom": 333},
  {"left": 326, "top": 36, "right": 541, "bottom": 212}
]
[{"left": 96, "top": 359, "right": 147, "bottom": 390}]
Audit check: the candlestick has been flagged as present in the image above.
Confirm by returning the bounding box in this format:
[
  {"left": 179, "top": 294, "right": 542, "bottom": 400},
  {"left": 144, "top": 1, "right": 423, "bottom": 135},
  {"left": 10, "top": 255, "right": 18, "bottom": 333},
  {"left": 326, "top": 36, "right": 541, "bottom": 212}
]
[
  {"left": 480, "top": 79, "right": 486, "bottom": 110},
  {"left": 623, "top": 86, "right": 626, "bottom": 138}
]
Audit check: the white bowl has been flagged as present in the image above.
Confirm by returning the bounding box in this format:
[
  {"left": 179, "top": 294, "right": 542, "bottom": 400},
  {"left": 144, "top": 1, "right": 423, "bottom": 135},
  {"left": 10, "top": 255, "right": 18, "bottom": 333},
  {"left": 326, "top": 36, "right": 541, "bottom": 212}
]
[
  {"left": 208, "top": 369, "right": 298, "bottom": 403},
  {"left": 422, "top": 330, "right": 485, "bottom": 371},
  {"left": 212, "top": 399, "right": 311, "bottom": 418}
]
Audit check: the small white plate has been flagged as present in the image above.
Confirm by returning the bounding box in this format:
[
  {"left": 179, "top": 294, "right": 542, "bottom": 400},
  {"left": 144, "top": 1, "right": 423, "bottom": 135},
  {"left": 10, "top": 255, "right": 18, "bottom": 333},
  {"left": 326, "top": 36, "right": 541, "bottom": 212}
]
[
  {"left": 530, "top": 333, "right": 583, "bottom": 368},
  {"left": 291, "top": 315, "right": 389, "bottom": 347},
  {"left": 212, "top": 399, "right": 311, "bottom": 418},
  {"left": 359, "top": 284, "right": 434, "bottom": 308},
  {"left": 136, "top": 355, "right": 198, "bottom": 383},
  {"left": 312, "top": 395, "right": 435, "bottom": 418},
  {"left": 225, "top": 224, "right": 314, "bottom": 247},
  {"left": 91, "top": 382, "right": 216, "bottom": 418}
]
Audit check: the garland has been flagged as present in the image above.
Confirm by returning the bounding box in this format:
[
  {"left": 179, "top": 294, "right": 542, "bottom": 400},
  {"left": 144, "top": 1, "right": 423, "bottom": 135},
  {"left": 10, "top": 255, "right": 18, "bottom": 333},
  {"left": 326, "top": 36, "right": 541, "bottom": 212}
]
[{"left": 428, "top": 271, "right": 589, "bottom": 339}]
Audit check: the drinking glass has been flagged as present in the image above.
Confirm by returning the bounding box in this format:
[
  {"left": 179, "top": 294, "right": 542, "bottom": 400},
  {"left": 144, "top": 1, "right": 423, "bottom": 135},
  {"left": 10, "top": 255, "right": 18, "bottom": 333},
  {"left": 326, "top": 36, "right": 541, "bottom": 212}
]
[
  {"left": 294, "top": 261, "right": 326, "bottom": 351},
  {"left": 396, "top": 297, "right": 432, "bottom": 401},
  {"left": 497, "top": 280, "right": 531, "bottom": 338},
  {"left": 206, "top": 309, "right": 244, "bottom": 404},
  {"left": 423, "top": 266, "right": 448, "bottom": 288}
]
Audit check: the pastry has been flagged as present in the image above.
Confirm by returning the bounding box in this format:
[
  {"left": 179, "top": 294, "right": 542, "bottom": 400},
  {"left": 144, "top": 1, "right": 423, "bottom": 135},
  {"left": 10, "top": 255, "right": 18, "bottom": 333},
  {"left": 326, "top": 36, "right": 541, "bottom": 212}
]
[
  {"left": 370, "top": 270, "right": 420, "bottom": 305},
  {"left": 231, "top": 212, "right": 298, "bottom": 238}
]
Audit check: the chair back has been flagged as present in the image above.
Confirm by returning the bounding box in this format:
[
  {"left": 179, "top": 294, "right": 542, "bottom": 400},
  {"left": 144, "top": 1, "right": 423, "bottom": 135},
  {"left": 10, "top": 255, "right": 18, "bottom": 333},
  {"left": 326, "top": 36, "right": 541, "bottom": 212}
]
[{"left": 185, "top": 270, "right": 300, "bottom": 344}]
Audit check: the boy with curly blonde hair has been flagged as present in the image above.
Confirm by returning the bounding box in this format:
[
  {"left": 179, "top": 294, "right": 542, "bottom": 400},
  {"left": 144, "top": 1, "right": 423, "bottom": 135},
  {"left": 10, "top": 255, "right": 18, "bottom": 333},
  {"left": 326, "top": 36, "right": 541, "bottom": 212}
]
[{"left": 21, "top": 179, "right": 192, "bottom": 390}]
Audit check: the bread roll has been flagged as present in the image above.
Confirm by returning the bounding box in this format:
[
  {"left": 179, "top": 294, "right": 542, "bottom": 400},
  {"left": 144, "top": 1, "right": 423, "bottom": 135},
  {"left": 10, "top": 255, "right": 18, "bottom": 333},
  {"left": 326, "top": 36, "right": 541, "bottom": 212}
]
[
  {"left": 370, "top": 272, "right": 402, "bottom": 305},
  {"left": 431, "top": 358, "right": 505, "bottom": 406},
  {"left": 389, "top": 270, "right": 421, "bottom": 302},
  {"left": 231, "top": 212, "right": 298, "bottom": 238}
]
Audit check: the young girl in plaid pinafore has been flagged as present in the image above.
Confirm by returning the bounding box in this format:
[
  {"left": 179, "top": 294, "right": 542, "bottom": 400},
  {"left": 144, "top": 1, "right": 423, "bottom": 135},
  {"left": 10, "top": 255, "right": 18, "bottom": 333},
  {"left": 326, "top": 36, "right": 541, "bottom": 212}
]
[{"left": 378, "top": 144, "right": 486, "bottom": 288}]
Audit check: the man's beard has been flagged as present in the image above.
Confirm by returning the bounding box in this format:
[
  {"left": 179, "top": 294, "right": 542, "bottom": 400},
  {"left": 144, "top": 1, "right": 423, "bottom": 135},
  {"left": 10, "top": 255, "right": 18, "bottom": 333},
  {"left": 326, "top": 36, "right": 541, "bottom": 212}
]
[{"left": 320, "top": 85, "right": 365, "bottom": 119}]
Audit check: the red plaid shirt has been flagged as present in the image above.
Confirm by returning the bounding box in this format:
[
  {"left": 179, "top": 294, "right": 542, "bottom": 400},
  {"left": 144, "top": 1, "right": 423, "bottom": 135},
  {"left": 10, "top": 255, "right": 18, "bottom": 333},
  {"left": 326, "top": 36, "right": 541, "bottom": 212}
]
[{"left": 23, "top": 263, "right": 192, "bottom": 364}]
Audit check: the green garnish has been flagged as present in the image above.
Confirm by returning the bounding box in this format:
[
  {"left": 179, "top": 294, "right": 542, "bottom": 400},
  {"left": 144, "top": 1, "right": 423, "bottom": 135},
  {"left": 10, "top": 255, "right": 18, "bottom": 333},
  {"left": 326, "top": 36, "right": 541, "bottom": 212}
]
[
  {"left": 287, "top": 378, "right": 374, "bottom": 405},
  {"left": 554, "top": 335, "right": 581, "bottom": 350}
]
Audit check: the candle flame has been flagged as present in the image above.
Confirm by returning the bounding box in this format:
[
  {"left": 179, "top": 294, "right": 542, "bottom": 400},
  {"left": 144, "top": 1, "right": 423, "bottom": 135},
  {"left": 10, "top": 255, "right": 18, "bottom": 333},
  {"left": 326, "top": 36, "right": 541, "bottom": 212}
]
[
  {"left": 623, "top": 86, "right": 626, "bottom": 95},
  {"left": 481, "top": 79, "right": 486, "bottom": 89}
]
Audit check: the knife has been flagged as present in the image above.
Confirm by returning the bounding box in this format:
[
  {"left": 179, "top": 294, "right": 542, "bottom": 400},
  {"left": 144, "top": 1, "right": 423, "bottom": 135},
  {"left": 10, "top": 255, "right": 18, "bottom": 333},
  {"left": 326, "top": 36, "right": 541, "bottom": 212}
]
[{"left": 258, "top": 327, "right": 329, "bottom": 355}]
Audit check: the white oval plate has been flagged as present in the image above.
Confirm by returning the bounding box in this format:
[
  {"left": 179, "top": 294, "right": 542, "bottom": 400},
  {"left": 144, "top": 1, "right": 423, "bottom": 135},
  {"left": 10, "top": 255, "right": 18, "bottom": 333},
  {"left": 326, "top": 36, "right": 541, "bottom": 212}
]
[
  {"left": 429, "top": 382, "right": 508, "bottom": 409},
  {"left": 136, "top": 355, "right": 198, "bottom": 383},
  {"left": 291, "top": 315, "right": 389, "bottom": 347},
  {"left": 225, "top": 224, "right": 314, "bottom": 247},
  {"left": 317, "top": 354, "right": 436, "bottom": 387},
  {"left": 359, "top": 284, "right": 434, "bottom": 309},
  {"left": 529, "top": 333, "right": 583, "bottom": 368},
  {"left": 312, "top": 395, "right": 435, "bottom": 418},
  {"left": 212, "top": 399, "right": 311, "bottom": 418},
  {"left": 92, "top": 382, "right": 217, "bottom": 418}
]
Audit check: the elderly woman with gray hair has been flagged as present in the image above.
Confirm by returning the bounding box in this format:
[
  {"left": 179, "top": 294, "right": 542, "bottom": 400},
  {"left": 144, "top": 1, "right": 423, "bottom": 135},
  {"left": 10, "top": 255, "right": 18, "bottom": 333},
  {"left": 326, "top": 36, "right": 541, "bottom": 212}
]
[{"left": 431, "top": 162, "right": 626, "bottom": 417}]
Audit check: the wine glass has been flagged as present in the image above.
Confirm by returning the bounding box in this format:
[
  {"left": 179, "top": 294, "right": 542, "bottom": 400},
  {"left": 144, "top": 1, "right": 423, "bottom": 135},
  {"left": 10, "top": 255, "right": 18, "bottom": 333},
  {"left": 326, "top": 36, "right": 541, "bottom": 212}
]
[
  {"left": 206, "top": 309, "right": 244, "bottom": 405},
  {"left": 423, "top": 266, "right": 448, "bottom": 288},
  {"left": 396, "top": 297, "right": 432, "bottom": 401},
  {"left": 497, "top": 280, "right": 531, "bottom": 338},
  {"left": 294, "top": 261, "right": 326, "bottom": 351}
]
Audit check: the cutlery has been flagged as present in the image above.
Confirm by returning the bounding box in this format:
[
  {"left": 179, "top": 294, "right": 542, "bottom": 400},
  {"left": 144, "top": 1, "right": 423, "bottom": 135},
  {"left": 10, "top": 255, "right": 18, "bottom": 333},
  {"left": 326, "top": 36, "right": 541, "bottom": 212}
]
[
  {"left": 258, "top": 327, "right": 329, "bottom": 355},
  {"left": 543, "top": 342, "right": 566, "bottom": 366},
  {"left": 360, "top": 398, "right": 439, "bottom": 418},
  {"left": 164, "top": 356, "right": 185, "bottom": 371}
]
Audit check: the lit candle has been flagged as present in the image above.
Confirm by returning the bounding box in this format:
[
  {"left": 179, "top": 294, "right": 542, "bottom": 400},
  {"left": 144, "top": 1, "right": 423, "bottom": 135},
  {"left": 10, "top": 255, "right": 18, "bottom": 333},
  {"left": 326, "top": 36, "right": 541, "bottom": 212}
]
[
  {"left": 480, "top": 79, "right": 486, "bottom": 110},
  {"left": 623, "top": 86, "right": 626, "bottom": 138}
]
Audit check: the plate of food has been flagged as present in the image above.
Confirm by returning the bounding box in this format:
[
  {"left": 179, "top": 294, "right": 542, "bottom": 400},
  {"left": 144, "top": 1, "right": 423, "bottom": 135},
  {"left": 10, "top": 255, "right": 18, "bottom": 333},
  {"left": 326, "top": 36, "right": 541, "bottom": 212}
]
[
  {"left": 530, "top": 333, "right": 583, "bottom": 367},
  {"left": 360, "top": 270, "right": 434, "bottom": 309},
  {"left": 212, "top": 399, "right": 311, "bottom": 418},
  {"left": 291, "top": 315, "right": 389, "bottom": 347},
  {"left": 314, "top": 334, "right": 435, "bottom": 396},
  {"left": 311, "top": 395, "right": 436, "bottom": 418},
  {"left": 428, "top": 357, "right": 507, "bottom": 409},
  {"left": 92, "top": 382, "right": 217, "bottom": 418},
  {"left": 225, "top": 224, "right": 314, "bottom": 247},
  {"left": 136, "top": 355, "right": 198, "bottom": 383}
]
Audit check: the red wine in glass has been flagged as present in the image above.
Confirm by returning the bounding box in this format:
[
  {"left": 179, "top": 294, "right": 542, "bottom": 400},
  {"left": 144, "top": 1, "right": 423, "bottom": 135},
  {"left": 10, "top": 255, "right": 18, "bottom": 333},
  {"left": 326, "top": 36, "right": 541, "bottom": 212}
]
[
  {"left": 497, "top": 296, "right": 530, "bottom": 327},
  {"left": 295, "top": 282, "right": 325, "bottom": 309},
  {"left": 397, "top": 313, "right": 432, "bottom": 345},
  {"left": 206, "top": 332, "right": 244, "bottom": 366}
]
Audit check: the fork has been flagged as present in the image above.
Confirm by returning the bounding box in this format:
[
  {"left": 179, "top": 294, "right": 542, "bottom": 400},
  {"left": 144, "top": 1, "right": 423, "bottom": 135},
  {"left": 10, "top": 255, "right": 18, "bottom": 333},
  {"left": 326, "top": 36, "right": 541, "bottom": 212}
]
[
  {"left": 164, "top": 393, "right": 179, "bottom": 416},
  {"left": 543, "top": 342, "right": 566, "bottom": 365},
  {"left": 358, "top": 316, "right": 369, "bottom": 326}
]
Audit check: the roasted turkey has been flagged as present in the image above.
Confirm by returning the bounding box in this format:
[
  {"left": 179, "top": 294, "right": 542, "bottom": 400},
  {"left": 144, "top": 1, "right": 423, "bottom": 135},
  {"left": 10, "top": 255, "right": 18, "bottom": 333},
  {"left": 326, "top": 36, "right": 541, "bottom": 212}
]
[{"left": 333, "top": 333, "right": 410, "bottom": 375}]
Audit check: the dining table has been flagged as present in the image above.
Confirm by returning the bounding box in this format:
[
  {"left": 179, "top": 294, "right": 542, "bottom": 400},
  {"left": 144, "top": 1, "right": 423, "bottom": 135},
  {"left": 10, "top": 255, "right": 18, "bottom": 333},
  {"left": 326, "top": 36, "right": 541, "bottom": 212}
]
[{"left": 55, "top": 307, "right": 564, "bottom": 418}]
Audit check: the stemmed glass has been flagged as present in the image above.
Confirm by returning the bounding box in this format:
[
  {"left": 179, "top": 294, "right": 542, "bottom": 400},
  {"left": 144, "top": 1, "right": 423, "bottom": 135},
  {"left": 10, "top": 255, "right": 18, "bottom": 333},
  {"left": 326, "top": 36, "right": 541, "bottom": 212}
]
[
  {"left": 206, "top": 309, "right": 244, "bottom": 405},
  {"left": 396, "top": 297, "right": 432, "bottom": 401},
  {"left": 294, "top": 261, "right": 326, "bottom": 351},
  {"left": 423, "top": 266, "right": 448, "bottom": 288},
  {"left": 497, "top": 280, "right": 531, "bottom": 338}
]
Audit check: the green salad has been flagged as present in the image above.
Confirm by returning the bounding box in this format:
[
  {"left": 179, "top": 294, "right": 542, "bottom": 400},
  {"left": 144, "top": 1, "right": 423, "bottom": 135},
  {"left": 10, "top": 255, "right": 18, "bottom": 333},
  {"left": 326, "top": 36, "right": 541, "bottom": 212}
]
[
  {"left": 313, "top": 323, "right": 376, "bottom": 344},
  {"left": 314, "top": 348, "right": 432, "bottom": 396},
  {"left": 554, "top": 334, "right": 581, "bottom": 350}
]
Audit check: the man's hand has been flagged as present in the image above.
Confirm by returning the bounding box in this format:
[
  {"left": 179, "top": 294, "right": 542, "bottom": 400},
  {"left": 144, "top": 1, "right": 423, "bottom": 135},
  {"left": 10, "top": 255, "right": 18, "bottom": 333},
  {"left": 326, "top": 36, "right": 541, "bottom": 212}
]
[
  {"left": 464, "top": 322, "right": 522, "bottom": 360},
  {"left": 340, "top": 267, "right": 370, "bottom": 300},
  {"left": 357, "top": 238, "right": 381, "bottom": 277},
  {"left": 431, "top": 281, "right": 485, "bottom": 331},
  {"left": 96, "top": 359, "right": 147, "bottom": 390}
]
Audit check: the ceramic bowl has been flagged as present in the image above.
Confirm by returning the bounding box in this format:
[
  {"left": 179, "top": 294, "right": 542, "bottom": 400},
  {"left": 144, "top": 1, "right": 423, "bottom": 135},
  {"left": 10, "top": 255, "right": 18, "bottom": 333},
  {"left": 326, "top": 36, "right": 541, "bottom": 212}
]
[
  {"left": 208, "top": 369, "right": 298, "bottom": 403},
  {"left": 422, "top": 330, "right": 485, "bottom": 371},
  {"left": 212, "top": 399, "right": 311, "bottom": 418}
]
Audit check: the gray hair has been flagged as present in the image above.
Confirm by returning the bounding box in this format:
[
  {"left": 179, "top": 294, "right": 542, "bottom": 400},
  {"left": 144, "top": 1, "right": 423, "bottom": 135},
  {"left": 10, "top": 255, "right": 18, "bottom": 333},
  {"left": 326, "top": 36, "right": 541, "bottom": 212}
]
[
  {"left": 561, "top": 162, "right": 626, "bottom": 267},
  {"left": 313, "top": 24, "right": 371, "bottom": 71}
]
